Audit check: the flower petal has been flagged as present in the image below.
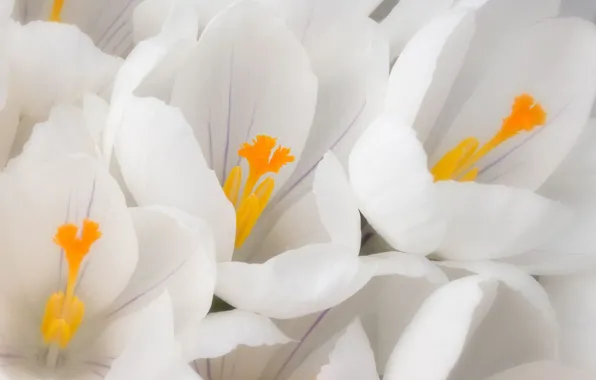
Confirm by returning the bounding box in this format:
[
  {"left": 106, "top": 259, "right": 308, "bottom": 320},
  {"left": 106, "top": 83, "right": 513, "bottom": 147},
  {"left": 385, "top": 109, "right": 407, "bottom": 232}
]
[
  {"left": 181, "top": 310, "right": 291, "bottom": 361},
  {"left": 435, "top": 181, "right": 571, "bottom": 260},
  {"left": 349, "top": 116, "right": 445, "bottom": 255},
  {"left": 215, "top": 243, "right": 376, "bottom": 319},
  {"left": 170, "top": 0, "right": 317, "bottom": 189},
  {"left": 486, "top": 361, "right": 594, "bottom": 380},
  {"left": 0, "top": 155, "right": 137, "bottom": 317},
  {"left": 115, "top": 96, "right": 235, "bottom": 262},
  {"left": 106, "top": 206, "right": 216, "bottom": 334}
]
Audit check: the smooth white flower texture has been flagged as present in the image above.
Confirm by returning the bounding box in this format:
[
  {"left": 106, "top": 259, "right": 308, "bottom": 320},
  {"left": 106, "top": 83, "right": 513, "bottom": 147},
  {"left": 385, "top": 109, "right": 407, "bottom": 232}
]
[
  {"left": 11, "top": 0, "right": 145, "bottom": 56},
  {"left": 350, "top": 0, "right": 596, "bottom": 274},
  {"left": 111, "top": 0, "right": 389, "bottom": 319},
  {"left": 0, "top": 106, "right": 216, "bottom": 379},
  {"left": 0, "top": 0, "right": 121, "bottom": 169},
  {"left": 183, "top": 266, "right": 561, "bottom": 380},
  {"left": 541, "top": 272, "right": 596, "bottom": 375}
]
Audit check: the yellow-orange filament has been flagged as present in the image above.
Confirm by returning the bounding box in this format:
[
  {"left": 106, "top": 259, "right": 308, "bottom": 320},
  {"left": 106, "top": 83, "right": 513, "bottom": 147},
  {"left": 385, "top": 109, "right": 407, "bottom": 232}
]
[
  {"left": 431, "top": 93, "right": 546, "bottom": 182},
  {"left": 49, "top": 0, "right": 65, "bottom": 22},
  {"left": 41, "top": 219, "right": 102, "bottom": 349},
  {"left": 223, "top": 135, "right": 294, "bottom": 248}
]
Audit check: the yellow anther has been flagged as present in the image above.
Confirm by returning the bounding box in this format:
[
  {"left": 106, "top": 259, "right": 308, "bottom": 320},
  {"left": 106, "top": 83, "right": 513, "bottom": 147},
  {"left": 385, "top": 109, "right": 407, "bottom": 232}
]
[
  {"left": 432, "top": 93, "right": 547, "bottom": 182},
  {"left": 223, "top": 135, "right": 294, "bottom": 248},
  {"left": 41, "top": 219, "right": 101, "bottom": 349},
  {"left": 50, "top": 0, "right": 65, "bottom": 22}
]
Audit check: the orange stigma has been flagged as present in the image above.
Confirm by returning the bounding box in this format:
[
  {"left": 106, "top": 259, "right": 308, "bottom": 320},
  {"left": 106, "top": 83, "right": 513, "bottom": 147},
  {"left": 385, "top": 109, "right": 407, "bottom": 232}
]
[
  {"left": 49, "top": 0, "right": 65, "bottom": 22},
  {"left": 41, "top": 219, "right": 102, "bottom": 349},
  {"left": 431, "top": 93, "right": 546, "bottom": 182},
  {"left": 223, "top": 135, "right": 294, "bottom": 248}
]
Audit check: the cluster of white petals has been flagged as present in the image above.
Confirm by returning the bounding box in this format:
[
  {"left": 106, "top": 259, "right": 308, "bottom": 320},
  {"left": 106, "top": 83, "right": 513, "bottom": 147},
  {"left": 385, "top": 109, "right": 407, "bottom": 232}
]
[{"left": 0, "top": 0, "right": 595, "bottom": 379}]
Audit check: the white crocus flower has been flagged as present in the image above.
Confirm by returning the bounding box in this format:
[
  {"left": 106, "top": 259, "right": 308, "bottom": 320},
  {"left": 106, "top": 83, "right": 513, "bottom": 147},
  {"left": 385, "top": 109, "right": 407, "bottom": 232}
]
[
  {"left": 0, "top": 105, "right": 216, "bottom": 379},
  {"left": 0, "top": 0, "right": 120, "bottom": 169},
  {"left": 108, "top": 0, "right": 389, "bottom": 319},
  {"left": 350, "top": 0, "right": 596, "bottom": 273},
  {"left": 183, "top": 264, "right": 562, "bottom": 380},
  {"left": 11, "top": 0, "right": 145, "bottom": 56}
]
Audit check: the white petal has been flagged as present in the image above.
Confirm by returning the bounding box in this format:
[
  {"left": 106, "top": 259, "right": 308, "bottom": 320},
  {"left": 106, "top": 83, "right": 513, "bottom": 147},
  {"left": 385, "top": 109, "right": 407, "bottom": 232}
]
[
  {"left": 0, "top": 155, "right": 137, "bottom": 317},
  {"left": 104, "top": 292, "right": 180, "bottom": 380},
  {"left": 266, "top": 252, "right": 447, "bottom": 379},
  {"left": 384, "top": 276, "right": 498, "bottom": 380},
  {"left": 275, "top": 16, "right": 388, "bottom": 209},
  {"left": 541, "top": 273, "right": 596, "bottom": 373},
  {"left": 262, "top": 0, "right": 382, "bottom": 48},
  {"left": 6, "top": 21, "right": 121, "bottom": 119},
  {"left": 486, "top": 361, "right": 595, "bottom": 380},
  {"left": 381, "top": 0, "right": 456, "bottom": 60},
  {"left": 386, "top": 8, "right": 474, "bottom": 144},
  {"left": 115, "top": 96, "right": 235, "bottom": 262},
  {"left": 181, "top": 310, "right": 291, "bottom": 361},
  {"left": 432, "top": 18, "right": 596, "bottom": 190},
  {"left": 435, "top": 181, "right": 571, "bottom": 260},
  {"left": 170, "top": 0, "right": 317, "bottom": 189},
  {"left": 286, "top": 319, "right": 379, "bottom": 380},
  {"left": 106, "top": 206, "right": 215, "bottom": 334},
  {"left": 215, "top": 243, "right": 376, "bottom": 319},
  {"left": 82, "top": 93, "right": 110, "bottom": 145},
  {"left": 249, "top": 153, "right": 360, "bottom": 263},
  {"left": 349, "top": 116, "right": 445, "bottom": 255},
  {"left": 7, "top": 104, "right": 95, "bottom": 171}
]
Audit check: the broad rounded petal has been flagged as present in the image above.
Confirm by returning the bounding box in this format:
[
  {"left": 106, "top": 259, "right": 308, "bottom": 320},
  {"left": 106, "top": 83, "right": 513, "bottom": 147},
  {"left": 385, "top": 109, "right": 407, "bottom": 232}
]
[
  {"left": 486, "top": 361, "right": 595, "bottom": 380},
  {"left": 15, "top": 0, "right": 144, "bottom": 57},
  {"left": 82, "top": 93, "right": 110, "bottom": 145},
  {"left": 439, "top": 263, "right": 558, "bottom": 380},
  {"left": 103, "top": 292, "right": 180, "bottom": 380},
  {"left": 106, "top": 206, "right": 216, "bottom": 334},
  {"left": 7, "top": 21, "right": 120, "bottom": 119},
  {"left": 386, "top": 8, "right": 474, "bottom": 144},
  {"left": 0, "top": 155, "right": 137, "bottom": 319},
  {"left": 115, "top": 96, "right": 235, "bottom": 262},
  {"left": 215, "top": 244, "right": 376, "bottom": 319},
  {"left": 287, "top": 319, "right": 379, "bottom": 380},
  {"left": 381, "top": 0, "right": 456, "bottom": 60},
  {"left": 266, "top": 252, "right": 447, "bottom": 379},
  {"left": 432, "top": 18, "right": 596, "bottom": 190},
  {"left": 7, "top": 104, "right": 96, "bottom": 171},
  {"left": 435, "top": 181, "right": 572, "bottom": 260},
  {"left": 262, "top": 0, "right": 382, "bottom": 48},
  {"left": 171, "top": 0, "right": 317, "bottom": 189},
  {"left": 541, "top": 273, "right": 596, "bottom": 373},
  {"left": 181, "top": 310, "right": 291, "bottom": 361},
  {"left": 349, "top": 116, "right": 445, "bottom": 255},
  {"left": 275, "top": 16, "right": 388, "bottom": 209},
  {"left": 384, "top": 276, "right": 498, "bottom": 380}
]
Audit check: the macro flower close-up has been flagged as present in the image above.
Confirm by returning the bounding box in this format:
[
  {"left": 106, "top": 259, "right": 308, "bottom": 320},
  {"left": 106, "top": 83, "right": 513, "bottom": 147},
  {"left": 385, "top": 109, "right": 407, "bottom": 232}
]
[{"left": 0, "top": 0, "right": 596, "bottom": 379}]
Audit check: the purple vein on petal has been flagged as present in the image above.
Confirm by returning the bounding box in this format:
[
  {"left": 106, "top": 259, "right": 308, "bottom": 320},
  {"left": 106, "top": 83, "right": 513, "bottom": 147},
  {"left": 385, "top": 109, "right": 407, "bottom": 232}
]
[
  {"left": 273, "top": 309, "right": 330, "bottom": 380},
  {"left": 222, "top": 48, "right": 235, "bottom": 180}
]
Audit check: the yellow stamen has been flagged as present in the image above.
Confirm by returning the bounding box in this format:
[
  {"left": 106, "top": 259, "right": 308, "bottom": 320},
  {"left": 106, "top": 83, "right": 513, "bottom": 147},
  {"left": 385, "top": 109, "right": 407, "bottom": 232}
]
[
  {"left": 41, "top": 219, "right": 102, "bottom": 349},
  {"left": 223, "top": 135, "right": 294, "bottom": 248},
  {"left": 49, "top": 0, "right": 65, "bottom": 22},
  {"left": 432, "top": 93, "right": 547, "bottom": 182}
]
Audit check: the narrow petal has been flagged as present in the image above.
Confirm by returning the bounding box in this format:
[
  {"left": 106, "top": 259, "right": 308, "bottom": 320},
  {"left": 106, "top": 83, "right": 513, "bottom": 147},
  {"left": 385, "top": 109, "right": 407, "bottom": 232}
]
[
  {"left": 115, "top": 96, "right": 235, "bottom": 262},
  {"left": 181, "top": 310, "right": 291, "bottom": 361},
  {"left": 435, "top": 181, "right": 571, "bottom": 260},
  {"left": 349, "top": 116, "right": 446, "bottom": 255},
  {"left": 215, "top": 243, "right": 376, "bottom": 319},
  {"left": 170, "top": 0, "right": 317, "bottom": 188}
]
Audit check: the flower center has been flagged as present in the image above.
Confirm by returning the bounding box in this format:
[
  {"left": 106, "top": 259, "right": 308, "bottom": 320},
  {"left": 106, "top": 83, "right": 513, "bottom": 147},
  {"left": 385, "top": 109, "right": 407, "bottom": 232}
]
[
  {"left": 50, "top": 0, "right": 65, "bottom": 22},
  {"left": 40, "top": 219, "right": 102, "bottom": 349},
  {"left": 223, "top": 135, "right": 294, "bottom": 248},
  {"left": 431, "top": 93, "right": 547, "bottom": 182}
]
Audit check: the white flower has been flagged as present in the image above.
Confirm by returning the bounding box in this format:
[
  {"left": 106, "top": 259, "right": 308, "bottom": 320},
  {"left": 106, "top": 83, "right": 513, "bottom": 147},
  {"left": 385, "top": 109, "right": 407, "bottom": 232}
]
[
  {"left": 0, "top": 106, "right": 216, "bottom": 379},
  {"left": 350, "top": 0, "right": 596, "bottom": 274},
  {"left": 105, "top": 0, "right": 390, "bottom": 319}
]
